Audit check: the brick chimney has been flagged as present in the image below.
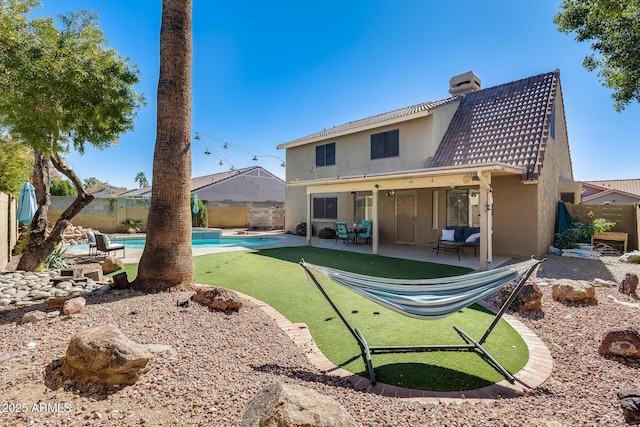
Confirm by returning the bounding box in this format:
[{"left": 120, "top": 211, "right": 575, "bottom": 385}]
[{"left": 449, "top": 71, "right": 481, "bottom": 96}]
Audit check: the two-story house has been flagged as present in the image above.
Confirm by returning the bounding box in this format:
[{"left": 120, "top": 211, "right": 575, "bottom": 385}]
[{"left": 277, "top": 70, "right": 581, "bottom": 269}]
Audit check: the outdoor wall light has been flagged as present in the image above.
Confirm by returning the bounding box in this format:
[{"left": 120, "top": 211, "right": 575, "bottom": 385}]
[
  {"left": 310, "top": 167, "right": 316, "bottom": 173},
  {"left": 374, "top": 183, "right": 380, "bottom": 189},
  {"left": 471, "top": 174, "right": 481, "bottom": 181}
]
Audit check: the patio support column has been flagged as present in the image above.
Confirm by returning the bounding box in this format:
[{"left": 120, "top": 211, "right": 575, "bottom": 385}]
[
  {"left": 478, "top": 177, "right": 493, "bottom": 270},
  {"left": 306, "top": 191, "right": 312, "bottom": 245},
  {"left": 372, "top": 188, "right": 379, "bottom": 255}
]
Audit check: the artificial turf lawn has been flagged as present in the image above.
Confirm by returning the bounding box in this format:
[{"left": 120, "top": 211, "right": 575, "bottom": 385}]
[{"left": 122, "top": 246, "right": 529, "bottom": 391}]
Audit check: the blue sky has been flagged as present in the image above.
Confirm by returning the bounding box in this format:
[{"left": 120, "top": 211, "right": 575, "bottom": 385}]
[{"left": 35, "top": 0, "right": 639, "bottom": 189}]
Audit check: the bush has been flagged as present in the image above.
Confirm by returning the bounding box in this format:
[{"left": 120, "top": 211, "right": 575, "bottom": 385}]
[
  {"left": 294, "top": 222, "right": 307, "bottom": 236},
  {"left": 318, "top": 227, "right": 335, "bottom": 239},
  {"left": 41, "top": 245, "right": 74, "bottom": 270},
  {"left": 554, "top": 218, "right": 616, "bottom": 250}
]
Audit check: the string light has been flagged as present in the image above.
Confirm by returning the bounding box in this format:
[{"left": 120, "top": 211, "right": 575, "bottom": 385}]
[{"left": 194, "top": 132, "right": 286, "bottom": 168}]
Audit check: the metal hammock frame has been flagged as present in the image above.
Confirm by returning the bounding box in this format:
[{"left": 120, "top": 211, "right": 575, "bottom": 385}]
[{"left": 300, "top": 257, "right": 544, "bottom": 385}]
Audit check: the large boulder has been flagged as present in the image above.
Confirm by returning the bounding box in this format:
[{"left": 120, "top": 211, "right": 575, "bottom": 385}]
[
  {"left": 551, "top": 280, "right": 595, "bottom": 303},
  {"left": 598, "top": 325, "right": 640, "bottom": 359},
  {"left": 102, "top": 256, "right": 124, "bottom": 275},
  {"left": 61, "top": 324, "right": 153, "bottom": 387},
  {"left": 192, "top": 286, "right": 243, "bottom": 312},
  {"left": 241, "top": 382, "right": 357, "bottom": 427},
  {"left": 619, "top": 273, "right": 639, "bottom": 296},
  {"left": 498, "top": 282, "right": 543, "bottom": 312},
  {"left": 617, "top": 389, "right": 640, "bottom": 425}
]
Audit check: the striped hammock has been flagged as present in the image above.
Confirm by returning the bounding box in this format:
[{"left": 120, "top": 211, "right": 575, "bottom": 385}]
[{"left": 301, "top": 258, "right": 541, "bottom": 320}]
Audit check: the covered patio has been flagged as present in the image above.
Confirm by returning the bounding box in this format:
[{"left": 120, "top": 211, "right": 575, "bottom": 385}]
[{"left": 292, "top": 163, "right": 524, "bottom": 270}]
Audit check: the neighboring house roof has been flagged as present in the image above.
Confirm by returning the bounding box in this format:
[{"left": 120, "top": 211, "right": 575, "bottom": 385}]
[
  {"left": 581, "top": 179, "right": 640, "bottom": 202},
  {"left": 190, "top": 166, "right": 283, "bottom": 193},
  {"left": 119, "top": 186, "right": 152, "bottom": 198},
  {"left": 277, "top": 97, "right": 460, "bottom": 149},
  {"left": 90, "top": 185, "right": 128, "bottom": 198},
  {"left": 427, "top": 70, "right": 559, "bottom": 181}
]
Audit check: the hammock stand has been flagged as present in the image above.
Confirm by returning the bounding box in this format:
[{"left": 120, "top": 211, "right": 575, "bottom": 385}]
[{"left": 300, "top": 258, "right": 543, "bottom": 386}]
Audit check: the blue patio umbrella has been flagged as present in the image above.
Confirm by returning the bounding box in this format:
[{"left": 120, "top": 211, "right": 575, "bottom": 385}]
[
  {"left": 192, "top": 193, "right": 200, "bottom": 227},
  {"left": 17, "top": 182, "right": 37, "bottom": 225},
  {"left": 192, "top": 193, "right": 200, "bottom": 214}
]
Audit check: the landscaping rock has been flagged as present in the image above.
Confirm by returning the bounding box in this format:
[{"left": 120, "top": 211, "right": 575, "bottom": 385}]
[
  {"left": 192, "top": 286, "right": 243, "bottom": 312},
  {"left": 551, "top": 280, "right": 595, "bottom": 303},
  {"left": 598, "top": 325, "right": 640, "bottom": 359},
  {"left": 499, "top": 282, "right": 543, "bottom": 312},
  {"left": 619, "top": 273, "right": 639, "bottom": 296},
  {"left": 617, "top": 389, "right": 640, "bottom": 425},
  {"left": 19, "top": 310, "right": 47, "bottom": 324},
  {"left": 241, "top": 382, "right": 357, "bottom": 427},
  {"left": 61, "top": 324, "right": 153, "bottom": 387},
  {"left": 102, "top": 257, "right": 124, "bottom": 275},
  {"left": 63, "top": 297, "right": 86, "bottom": 315}
]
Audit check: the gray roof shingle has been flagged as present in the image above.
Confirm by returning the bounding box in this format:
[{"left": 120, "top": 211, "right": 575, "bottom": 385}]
[{"left": 427, "top": 70, "right": 559, "bottom": 181}]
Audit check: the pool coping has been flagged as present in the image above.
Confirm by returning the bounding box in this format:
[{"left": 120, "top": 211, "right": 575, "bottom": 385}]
[{"left": 236, "top": 291, "right": 554, "bottom": 403}]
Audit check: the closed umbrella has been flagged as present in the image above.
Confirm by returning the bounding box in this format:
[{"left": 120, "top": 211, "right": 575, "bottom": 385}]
[
  {"left": 17, "top": 182, "right": 37, "bottom": 225},
  {"left": 192, "top": 194, "right": 199, "bottom": 227}
]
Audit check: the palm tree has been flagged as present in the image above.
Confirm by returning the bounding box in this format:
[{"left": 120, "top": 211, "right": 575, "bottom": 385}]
[
  {"left": 134, "top": 171, "right": 149, "bottom": 188},
  {"left": 133, "top": 0, "right": 194, "bottom": 292}
]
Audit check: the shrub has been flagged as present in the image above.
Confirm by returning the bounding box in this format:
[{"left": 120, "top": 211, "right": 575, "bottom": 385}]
[
  {"left": 554, "top": 218, "right": 616, "bottom": 250},
  {"left": 121, "top": 218, "right": 142, "bottom": 233},
  {"left": 318, "top": 227, "right": 335, "bottom": 239},
  {"left": 41, "top": 245, "right": 74, "bottom": 270},
  {"left": 295, "top": 222, "right": 307, "bottom": 236}
]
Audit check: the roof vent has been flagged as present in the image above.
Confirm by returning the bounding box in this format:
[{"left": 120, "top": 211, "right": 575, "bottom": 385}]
[{"left": 449, "top": 71, "right": 481, "bottom": 96}]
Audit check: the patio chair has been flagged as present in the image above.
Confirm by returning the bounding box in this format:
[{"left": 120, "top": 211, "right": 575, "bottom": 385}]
[
  {"left": 85, "top": 230, "right": 98, "bottom": 257},
  {"left": 356, "top": 220, "right": 372, "bottom": 244},
  {"left": 334, "top": 221, "right": 355, "bottom": 245},
  {"left": 94, "top": 233, "right": 125, "bottom": 258}
]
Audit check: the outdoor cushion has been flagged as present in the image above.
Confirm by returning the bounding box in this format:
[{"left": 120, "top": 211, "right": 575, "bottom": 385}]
[
  {"left": 441, "top": 229, "right": 455, "bottom": 241},
  {"left": 446, "top": 226, "right": 465, "bottom": 242},
  {"left": 465, "top": 232, "right": 481, "bottom": 243},
  {"left": 463, "top": 226, "right": 480, "bottom": 241}
]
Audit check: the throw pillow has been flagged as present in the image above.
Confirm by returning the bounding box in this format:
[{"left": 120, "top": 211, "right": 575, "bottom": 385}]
[
  {"left": 441, "top": 229, "right": 455, "bottom": 241},
  {"left": 465, "top": 232, "right": 481, "bottom": 243}
]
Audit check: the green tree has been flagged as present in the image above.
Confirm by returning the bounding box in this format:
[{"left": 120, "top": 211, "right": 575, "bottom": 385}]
[
  {"left": 0, "top": 0, "right": 144, "bottom": 270},
  {"left": 555, "top": 0, "right": 640, "bottom": 111},
  {"left": 134, "top": 171, "right": 149, "bottom": 188},
  {"left": 0, "top": 134, "right": 32, "bottom": 197},
  {"left": 50, "top": 179, "right": 77, "bottom": 196},
  {"left": 83, "top": 177, "right": 109, "bottom": 193},
  {"left": 133, "top": 0, "right": 194, "bottom": 292}
]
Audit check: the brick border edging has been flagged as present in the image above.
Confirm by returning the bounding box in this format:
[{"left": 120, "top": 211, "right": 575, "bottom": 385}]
[{"left": 236, "top": 291, "right": 553, "bottom": 403}]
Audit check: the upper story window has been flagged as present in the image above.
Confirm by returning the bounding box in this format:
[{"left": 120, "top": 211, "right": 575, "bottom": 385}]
[
  {"left": 315, "top": 142, "right": 336, "bottom": 167},
  {"left": 371, "top": 129, "right": 399, "bottom": 159}
]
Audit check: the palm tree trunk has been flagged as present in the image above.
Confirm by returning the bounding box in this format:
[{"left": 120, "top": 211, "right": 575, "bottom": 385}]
[{"left": 133, "top": 0, "right": 194, "bottom": 292}]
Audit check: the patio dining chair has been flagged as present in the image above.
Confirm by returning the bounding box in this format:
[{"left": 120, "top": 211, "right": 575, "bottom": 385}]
[
  {"left": 85, "top": 230, "right": 98, "bottom": 257},
  {"left": 94, "top": 233, "right": 125, "bottom": 258},
  {"left": 334, "top": 221, "right": 355, "bottom": 245},
  {"left": 356, "top": 220, "right": 372, "bottom": 244}
]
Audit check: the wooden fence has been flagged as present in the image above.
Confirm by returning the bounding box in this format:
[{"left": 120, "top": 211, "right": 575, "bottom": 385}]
[
  {"left": 566, "top": 203, "right": 640, "bottom": 251},
  {"left": 0, "top": 192, "right": 17, "bottom": 270}
]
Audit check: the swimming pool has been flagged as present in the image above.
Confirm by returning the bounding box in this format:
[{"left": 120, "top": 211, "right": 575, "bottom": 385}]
[{"left": 72, "top": 236, "right": 281, "bottom": 250}]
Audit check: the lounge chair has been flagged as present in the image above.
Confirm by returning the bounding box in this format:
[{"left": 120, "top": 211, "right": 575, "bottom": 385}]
[
  {"left": 334, "top": 221, "right": 355, "bottom": 245},
  {"left": 94, "top": 233, "right": 125, "bottom": 258},
  {"left": 85, "top": 230, "right": 98, "bottom": 257},
  {"left": 356, "top": 220, "right": 372, "bottom": 244},
  {"left": 300, "top": 257, "right": 544, "bottom": 385}
]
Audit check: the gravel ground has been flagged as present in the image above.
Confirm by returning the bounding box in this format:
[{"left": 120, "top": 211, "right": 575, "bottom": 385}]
[{"left": 1, "top": 253, "right": 639, "bottom": 426}]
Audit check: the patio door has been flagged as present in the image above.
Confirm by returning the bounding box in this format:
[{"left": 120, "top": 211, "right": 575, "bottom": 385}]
[{"left": 395, "top": 191, "right": 416, "bottom": 245}]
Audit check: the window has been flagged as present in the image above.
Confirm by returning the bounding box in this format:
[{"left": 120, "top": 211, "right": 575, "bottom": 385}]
[
  {"left": 370, "top": 129, "right": 399, "bottom": 159},
  {"left": 446, "top": 189, "right": 480, "bottom": 227},
  {"left": 354, "top": 194, "right": 373, "bottom": 224},
  {"left": 315, "top": 142, "right": 335, "bottom": 166},
  {"left": 313, "top": 197, "right": 337, "bottom": 219}
]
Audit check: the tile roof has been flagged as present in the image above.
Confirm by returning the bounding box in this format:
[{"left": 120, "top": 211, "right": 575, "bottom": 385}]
[
  {"left": 582, "top": 179, "right": 640, "bottom": 198},
  {"left": 427, "top": 71, "right": 559, "bottom": 181},
  {"left": 278, "top": 97, "right": 459, "bottom": 148}
]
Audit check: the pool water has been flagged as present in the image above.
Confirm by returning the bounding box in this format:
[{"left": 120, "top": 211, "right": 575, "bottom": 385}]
[{"left": 72, "top": 236, "right": 280, "bottom": 250}]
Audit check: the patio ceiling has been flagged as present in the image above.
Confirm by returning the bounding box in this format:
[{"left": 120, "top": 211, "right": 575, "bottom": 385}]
[{"left": 289, "top": 162, "right": 524, "bottom": 194}]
